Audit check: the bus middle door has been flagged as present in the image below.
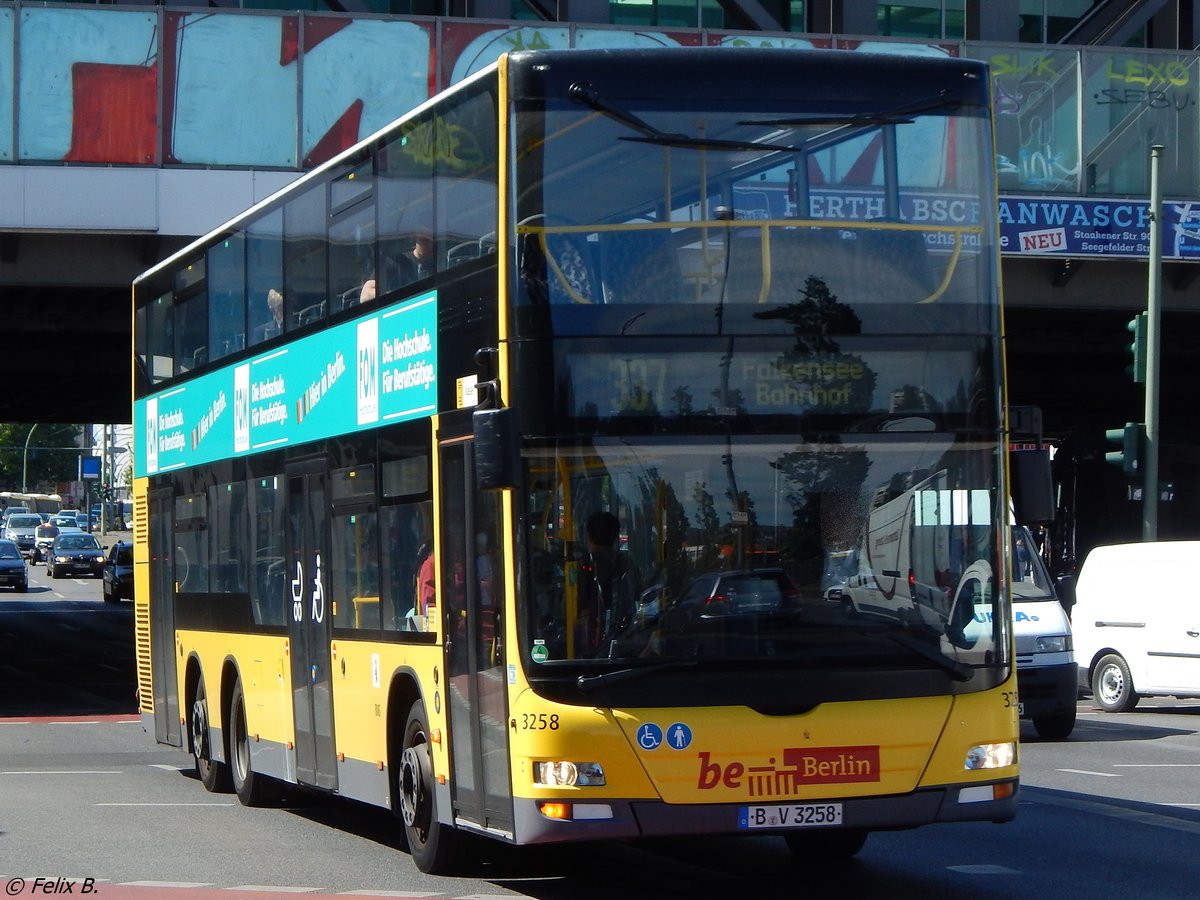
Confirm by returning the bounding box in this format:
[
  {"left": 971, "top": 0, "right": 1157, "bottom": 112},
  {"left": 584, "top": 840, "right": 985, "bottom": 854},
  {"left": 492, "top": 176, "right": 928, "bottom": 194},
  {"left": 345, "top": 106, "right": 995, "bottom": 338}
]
[{"left": 286, "top": 462, "right": 338, "bottom": 791}]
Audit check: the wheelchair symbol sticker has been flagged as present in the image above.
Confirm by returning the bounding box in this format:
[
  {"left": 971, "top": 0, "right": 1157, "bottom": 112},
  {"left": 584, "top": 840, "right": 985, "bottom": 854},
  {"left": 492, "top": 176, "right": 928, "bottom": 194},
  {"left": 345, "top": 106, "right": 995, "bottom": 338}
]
[{"left": 638, "top": 723, "right": 663, "bottom": 750}]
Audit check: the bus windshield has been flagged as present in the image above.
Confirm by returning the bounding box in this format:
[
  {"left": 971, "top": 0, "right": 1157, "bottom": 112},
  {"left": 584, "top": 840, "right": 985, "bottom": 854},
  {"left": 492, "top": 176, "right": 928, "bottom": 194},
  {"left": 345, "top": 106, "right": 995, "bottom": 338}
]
[
  {"left": 522, "top": 435, "right": 1003, "bottom": 683},
  {"left": 512, "top": 53, "right": 1006, "bottom": 703}
]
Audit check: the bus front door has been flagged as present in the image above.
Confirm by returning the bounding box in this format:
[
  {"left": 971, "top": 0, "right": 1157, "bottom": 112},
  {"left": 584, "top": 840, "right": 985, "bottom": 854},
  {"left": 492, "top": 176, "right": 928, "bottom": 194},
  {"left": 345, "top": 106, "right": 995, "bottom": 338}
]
[
  {"left": 439, "top": 438, "right": 514, "bottom": 836},
  {"left": 286, "top": 463, "right": 338, "bottom": 791}
]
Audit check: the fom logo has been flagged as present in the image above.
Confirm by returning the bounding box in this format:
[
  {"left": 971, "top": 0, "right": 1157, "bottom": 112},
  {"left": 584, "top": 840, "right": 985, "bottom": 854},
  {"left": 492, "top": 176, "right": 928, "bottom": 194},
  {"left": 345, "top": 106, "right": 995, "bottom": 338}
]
[{"left": 697, "top": 746, "right": 881, "bottom": 796}]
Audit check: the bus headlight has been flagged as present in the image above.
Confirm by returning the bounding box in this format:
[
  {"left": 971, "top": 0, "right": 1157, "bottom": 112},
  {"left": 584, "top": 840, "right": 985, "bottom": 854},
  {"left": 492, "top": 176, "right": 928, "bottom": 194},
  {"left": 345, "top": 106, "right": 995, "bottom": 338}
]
[
  {"left": 1035, "top": 635, "right": 1071, "bottom": 653},
  {"left": 533, "top": 761, "right": 606, "bottom": 786},
  {"left": 964, "top": 741, "right": 1016, "bottom": 770}
]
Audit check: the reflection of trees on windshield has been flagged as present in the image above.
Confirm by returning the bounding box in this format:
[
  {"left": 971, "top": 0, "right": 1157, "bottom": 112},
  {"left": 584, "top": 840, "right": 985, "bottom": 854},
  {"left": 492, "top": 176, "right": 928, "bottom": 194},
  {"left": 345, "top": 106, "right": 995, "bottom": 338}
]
[
  {"left": 754, "top": 275, "right": 877, "bottom": 414},
  {"left": 773, "top": 445, "right": 871, "bottom": 587},
  {"left": 750, "top": 274, "right": 878, "bottom": 586}
]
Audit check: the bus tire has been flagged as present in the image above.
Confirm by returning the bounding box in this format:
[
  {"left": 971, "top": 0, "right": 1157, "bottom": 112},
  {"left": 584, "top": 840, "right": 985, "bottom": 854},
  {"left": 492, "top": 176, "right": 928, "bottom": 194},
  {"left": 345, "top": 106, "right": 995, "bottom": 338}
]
[
  {"left": 192, "top": 673, "right": 231, "bottom": 793},
  {"left": 1092, "top": 653, "right": 1139, "bottom": 712},
  {"left": 784, "top": 828, "right": 868, "bottom": 860},
  {"left": 229, "top": 679, "right": 266, "bottom": 806},
  {"left": 399, "top": 700, "right": 459, "bottom": 874}
]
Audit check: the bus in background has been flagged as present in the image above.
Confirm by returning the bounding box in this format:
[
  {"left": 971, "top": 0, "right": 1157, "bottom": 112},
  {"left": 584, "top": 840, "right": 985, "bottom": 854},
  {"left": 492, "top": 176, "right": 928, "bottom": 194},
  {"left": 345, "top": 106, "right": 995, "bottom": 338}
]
[
  {"left": 0, "top": 491, "right": 63, "bottom": 517},
  {"left": 131, "top": 47, "right": 1018, "bottom": 873}
]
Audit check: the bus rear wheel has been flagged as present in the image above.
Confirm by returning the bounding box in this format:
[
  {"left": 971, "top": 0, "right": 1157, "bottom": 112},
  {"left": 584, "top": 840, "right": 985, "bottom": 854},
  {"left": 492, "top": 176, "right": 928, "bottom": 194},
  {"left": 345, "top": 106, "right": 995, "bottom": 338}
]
[
  {"left": 191, "top": 673, "right": 231, "bottom": 793},
  {"left": 230, "top": 679, "right": 266, "bottom": 806},
  {"left": 784, "top": 828, "right": 868, "bottom": 861},
  {"left": 399, "top": 700, "right": 460, "bottom": 874}
]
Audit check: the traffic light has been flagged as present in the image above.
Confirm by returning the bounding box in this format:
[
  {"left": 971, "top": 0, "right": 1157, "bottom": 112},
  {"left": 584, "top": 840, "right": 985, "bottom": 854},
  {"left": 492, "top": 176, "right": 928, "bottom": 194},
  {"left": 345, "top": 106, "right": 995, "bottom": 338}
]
[
  {"left": 1105, "top": 423, "right": 1143, "bottom": 477},
  {"left": 1126, "top": 312, "right": 1148, "bottom": 383}
]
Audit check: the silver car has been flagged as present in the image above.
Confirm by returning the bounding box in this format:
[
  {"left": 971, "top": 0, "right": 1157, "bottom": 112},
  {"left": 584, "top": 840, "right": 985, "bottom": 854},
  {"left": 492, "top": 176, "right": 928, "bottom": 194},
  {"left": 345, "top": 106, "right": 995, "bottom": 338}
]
[{"left": 4, "top": 514, "right": 44, "bottom": 558}]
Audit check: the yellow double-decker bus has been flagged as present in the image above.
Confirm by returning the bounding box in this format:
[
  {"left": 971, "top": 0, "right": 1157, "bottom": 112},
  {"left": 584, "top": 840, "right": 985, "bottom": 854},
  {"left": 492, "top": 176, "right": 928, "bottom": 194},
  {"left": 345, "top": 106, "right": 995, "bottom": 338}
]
[{"left": 132, "top": 46, "right": 1021, "bottom": 873}]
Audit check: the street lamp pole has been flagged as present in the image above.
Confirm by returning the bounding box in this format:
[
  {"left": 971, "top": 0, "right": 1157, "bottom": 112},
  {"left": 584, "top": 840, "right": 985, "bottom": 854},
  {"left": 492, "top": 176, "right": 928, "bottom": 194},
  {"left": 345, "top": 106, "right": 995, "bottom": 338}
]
[{"left": 21, "top": 424, "right": 37, "bottom": 492}]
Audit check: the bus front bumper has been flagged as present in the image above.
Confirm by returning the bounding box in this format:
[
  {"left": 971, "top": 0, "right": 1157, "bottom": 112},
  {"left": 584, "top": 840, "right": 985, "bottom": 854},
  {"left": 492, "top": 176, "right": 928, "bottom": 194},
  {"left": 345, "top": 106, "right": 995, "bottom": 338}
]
[{"left": 511, "top": 779, "right": 1019, "bottom": 844}]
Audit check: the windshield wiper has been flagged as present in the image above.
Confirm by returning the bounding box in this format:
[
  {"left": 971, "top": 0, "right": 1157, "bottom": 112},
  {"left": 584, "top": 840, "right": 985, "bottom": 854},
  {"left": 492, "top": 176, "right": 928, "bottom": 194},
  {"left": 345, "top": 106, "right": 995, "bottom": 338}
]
[
  {"left": 568, "top": 81, "right": 661, "bottom": 138},
  {"left": 738, "top": 91, "right": 960, "bottom": 129},
  {"left": 618, "top": 134, "right": 798, "bottom": 153},
  {"left": 568, "top": 80, "right": 798, "bottom": 154},
  {"left": 576, "top": 659, "right": 699, "bottom": 693}
]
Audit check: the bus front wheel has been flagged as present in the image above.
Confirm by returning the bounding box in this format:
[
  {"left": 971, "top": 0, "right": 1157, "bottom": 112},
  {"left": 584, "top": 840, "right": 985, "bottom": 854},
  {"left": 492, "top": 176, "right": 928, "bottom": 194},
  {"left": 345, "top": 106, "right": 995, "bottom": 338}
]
[
  {"left": 399, "top": 700, "right": 460, "bottom": 874},
  {"left": 191, "top": 673, "right": 231, "bottom": 793}
]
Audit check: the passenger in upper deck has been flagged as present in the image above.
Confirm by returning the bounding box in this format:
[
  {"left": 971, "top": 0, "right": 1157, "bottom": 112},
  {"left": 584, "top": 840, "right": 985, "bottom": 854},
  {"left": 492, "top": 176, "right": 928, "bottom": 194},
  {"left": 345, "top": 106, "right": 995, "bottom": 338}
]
[
  {"left": 407, "top": 231, "right": 435, "bottom": 281},
  {"left": 260, "top": 288, "right": 284, "bottom": 340},
  {"left": 359, "top": 277, "right": 376, "bottom": 304}
]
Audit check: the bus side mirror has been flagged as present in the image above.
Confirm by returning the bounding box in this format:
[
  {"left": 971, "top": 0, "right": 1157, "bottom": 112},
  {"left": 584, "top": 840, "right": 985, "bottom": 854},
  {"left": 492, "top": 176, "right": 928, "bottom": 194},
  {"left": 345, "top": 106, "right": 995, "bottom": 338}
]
[{"left": 474, "top": 406, "right": 520, "bottom": 491}]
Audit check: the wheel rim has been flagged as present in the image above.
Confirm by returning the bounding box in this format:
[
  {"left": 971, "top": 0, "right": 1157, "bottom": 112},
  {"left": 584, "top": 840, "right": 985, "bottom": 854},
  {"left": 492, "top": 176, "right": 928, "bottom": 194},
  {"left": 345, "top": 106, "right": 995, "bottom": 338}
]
[
  {"left": 191, "top": 693, "right": 209, "bottom": 761},
  {"left": 400, "top": 737, "right": 432, "bottom": 838},
  {"left": 1099, "top": 664, "right": 1124, "bottom": 704}
]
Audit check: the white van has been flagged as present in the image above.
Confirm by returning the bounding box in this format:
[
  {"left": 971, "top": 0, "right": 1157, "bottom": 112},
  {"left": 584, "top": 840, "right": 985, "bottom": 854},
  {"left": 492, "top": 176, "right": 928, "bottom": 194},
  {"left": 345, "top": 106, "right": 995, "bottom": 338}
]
[
  {"left": 1074, "top": 541, "right": 1200, "bottom": 712},
  {"left": 1009, "top": 526, "right": 1077, "bottom": 739}
]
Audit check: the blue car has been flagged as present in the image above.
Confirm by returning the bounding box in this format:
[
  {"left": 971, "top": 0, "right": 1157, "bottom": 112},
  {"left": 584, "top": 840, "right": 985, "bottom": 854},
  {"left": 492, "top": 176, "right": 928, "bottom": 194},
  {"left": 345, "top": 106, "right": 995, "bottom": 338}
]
[{"left": 102, "top": 540, "right": 134, "bottom": 603}]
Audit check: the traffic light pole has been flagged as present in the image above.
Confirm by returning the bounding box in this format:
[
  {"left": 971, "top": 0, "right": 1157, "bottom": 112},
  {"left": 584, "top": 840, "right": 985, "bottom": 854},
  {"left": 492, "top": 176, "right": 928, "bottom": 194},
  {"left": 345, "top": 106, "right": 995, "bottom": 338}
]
[{"left": 1144, "top": 144, "right": 1163, "bottom": 541}]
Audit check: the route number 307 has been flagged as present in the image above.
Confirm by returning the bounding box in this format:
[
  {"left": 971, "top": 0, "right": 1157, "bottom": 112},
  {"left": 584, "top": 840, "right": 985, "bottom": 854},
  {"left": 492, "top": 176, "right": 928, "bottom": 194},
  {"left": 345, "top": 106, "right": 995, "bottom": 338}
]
[{"left": 521, "top": 713, "right": 560, "bottom": 731}]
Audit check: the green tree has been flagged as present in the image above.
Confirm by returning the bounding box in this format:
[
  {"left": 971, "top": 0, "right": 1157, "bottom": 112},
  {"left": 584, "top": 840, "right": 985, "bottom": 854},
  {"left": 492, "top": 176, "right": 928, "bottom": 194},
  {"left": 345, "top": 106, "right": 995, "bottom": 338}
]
[{"left": 0, "top": 423, "right": 83, "bottom": 491}]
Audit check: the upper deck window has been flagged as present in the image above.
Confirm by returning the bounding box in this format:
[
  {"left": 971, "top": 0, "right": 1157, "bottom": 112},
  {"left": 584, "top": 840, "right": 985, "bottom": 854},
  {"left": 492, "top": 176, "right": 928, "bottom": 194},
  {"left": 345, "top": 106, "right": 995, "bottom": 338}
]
[{"left": 514, "top": 81, "right": 994, "bottom": 337}]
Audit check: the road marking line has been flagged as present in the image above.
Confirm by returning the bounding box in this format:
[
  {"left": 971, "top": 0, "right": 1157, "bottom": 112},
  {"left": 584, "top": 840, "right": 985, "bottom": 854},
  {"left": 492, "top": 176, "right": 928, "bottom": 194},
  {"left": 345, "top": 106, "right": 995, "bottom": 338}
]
[
  {"left": 1, "top": 770, "right": 121, "bottom": 775},
  {"left": 150, "top": 764, "right": 187, "bottom": 771},
  {"left": 121, "top": 882, "right": 214, "bottom": 889},
  {"left": 1056, "top": 768, "right": 1121, "bottom": 777},
  {"left": 228, "top": 887, "right": 320, "bottom": 893},
  {"left": 0, "top": 720, "right": 138, "bottom": 724},
  {"left": 1112, "top": 764, "right": 1200, "bottom": 767},
  {"left": 97, "top": 802, "right": 235, "bottom": 806}
]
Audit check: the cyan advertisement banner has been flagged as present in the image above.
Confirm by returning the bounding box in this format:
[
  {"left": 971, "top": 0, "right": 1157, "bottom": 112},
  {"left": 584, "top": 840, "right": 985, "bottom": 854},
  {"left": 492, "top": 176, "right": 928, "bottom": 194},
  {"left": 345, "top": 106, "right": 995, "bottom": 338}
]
[
  {"left": 135, "top": 292, "right": 437, "bottom": 478},
  {"left": 1000, "top": 196, "right": 1200, "bottom": 260}
]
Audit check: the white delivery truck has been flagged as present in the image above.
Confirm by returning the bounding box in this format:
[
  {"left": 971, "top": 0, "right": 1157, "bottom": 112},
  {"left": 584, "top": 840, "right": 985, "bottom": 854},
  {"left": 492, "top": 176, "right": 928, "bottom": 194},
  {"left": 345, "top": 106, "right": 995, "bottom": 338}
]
[
  {"left": 1009, "top": 526, "right": 1077, "bottom": 739},
  {"left": 1073, "top": 541, "right": 1200, "bottom": 713}
]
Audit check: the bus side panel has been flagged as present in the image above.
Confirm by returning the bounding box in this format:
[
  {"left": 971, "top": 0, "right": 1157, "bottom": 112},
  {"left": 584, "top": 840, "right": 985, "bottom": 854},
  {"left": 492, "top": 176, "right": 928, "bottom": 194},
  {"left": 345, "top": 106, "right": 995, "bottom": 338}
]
[
  {"left": 329, "top": 639, "right": 444, "bottom": 810},
  {"left": 178, "top": 631, "right": 296, "bottom": 783}
]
